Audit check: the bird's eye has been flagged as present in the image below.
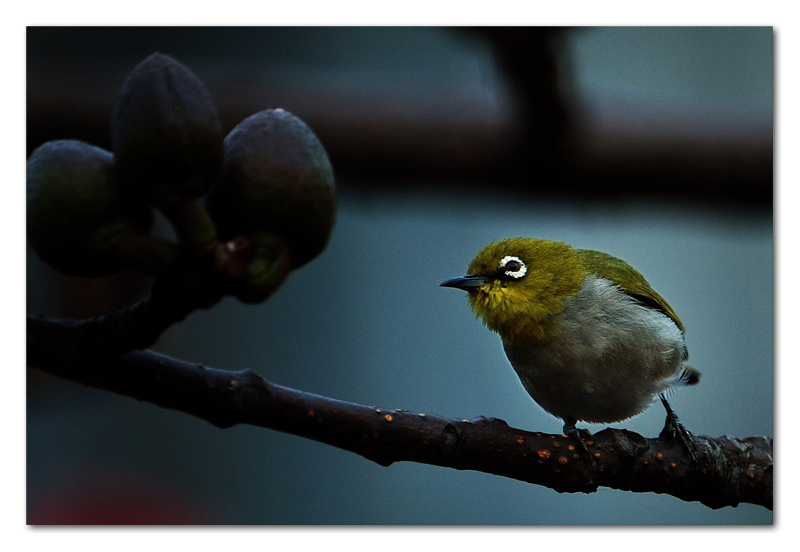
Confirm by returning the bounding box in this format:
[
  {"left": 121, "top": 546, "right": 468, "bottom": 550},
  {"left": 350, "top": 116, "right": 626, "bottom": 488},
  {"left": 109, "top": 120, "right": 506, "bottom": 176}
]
[{"left": 499, "top": 255, "right": 527, "bottom": 279}]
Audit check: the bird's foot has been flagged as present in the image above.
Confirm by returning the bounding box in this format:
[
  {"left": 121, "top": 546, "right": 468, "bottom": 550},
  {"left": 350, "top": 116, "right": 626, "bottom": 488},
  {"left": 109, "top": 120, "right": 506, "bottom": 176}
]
[
  {"left": 562, "top": 418, "right": 594, "bottom": 458},
  {"left": 659, "top": 395, "right": 698, "bottom": 464}
]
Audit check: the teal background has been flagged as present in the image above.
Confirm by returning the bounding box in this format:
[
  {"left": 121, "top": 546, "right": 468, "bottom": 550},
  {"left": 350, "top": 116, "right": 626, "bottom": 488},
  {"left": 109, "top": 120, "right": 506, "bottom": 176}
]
[{"left": 27, "top": 27, "right": 773, "bottom": 524}]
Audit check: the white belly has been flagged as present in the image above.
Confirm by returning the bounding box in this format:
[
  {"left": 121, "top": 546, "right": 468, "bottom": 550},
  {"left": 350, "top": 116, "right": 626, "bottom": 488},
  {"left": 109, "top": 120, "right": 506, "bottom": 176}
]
[{"left": 503, "top": 276, "right": 688, "bottom": 424}]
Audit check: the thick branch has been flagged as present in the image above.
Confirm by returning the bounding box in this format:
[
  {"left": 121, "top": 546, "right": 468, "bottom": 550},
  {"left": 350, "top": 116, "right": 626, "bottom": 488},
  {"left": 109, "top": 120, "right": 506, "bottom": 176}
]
[
  {"left": 26, "top": 315, "right": 772, "bottom": 511},
  {"left": 26, "top": 237, "right": 265, "bottom": 364},
  {"left": 25, "top": 290, "right": 194, "bottom": 364}
]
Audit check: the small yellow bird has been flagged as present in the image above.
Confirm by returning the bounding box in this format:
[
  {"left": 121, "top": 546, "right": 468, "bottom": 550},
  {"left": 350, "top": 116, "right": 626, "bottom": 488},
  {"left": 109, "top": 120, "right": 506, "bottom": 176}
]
[{"left": 441, "top": 237, "right": 699, "bottom": 448}]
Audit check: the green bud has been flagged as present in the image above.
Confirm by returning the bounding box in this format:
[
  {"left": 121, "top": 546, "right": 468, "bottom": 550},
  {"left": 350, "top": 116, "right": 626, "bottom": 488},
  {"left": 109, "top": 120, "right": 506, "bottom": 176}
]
[
  {"left": 228, "top": 232, "right": 292, "bottom": 304},
  {"left": 111, "top": 52, "right": 223, "bottom": 206},
  {"left": 206, "top": 109, "right": 336, "bottom": 269},
  {"left": 27, "top": 140, "right": 154, "bottom": 277}
]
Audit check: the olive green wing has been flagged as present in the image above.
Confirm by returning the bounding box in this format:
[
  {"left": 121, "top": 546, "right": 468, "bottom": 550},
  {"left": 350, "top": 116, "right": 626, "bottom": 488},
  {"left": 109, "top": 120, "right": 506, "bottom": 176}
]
[{"left": 575, "top": 249, "right": 685, "bottom": 332}]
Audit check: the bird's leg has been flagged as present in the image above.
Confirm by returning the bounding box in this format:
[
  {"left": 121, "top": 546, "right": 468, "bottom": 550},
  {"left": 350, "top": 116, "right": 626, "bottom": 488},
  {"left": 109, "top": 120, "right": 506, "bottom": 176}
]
[
  {"left": 562, "top": 416, "right": 593, "bottom": 458},
  {"left": 658, "top": 394, "right": 698, "bottom": 463}
]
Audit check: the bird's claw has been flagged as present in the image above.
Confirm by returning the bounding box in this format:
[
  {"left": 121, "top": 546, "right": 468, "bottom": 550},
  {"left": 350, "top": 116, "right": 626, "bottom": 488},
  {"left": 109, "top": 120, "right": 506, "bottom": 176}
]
[
  {"left": 659, "top": 395, "right": 698, "bottom": 464},
  {"left": 562, "top": 419, "right": 594, "bottom": 458}
]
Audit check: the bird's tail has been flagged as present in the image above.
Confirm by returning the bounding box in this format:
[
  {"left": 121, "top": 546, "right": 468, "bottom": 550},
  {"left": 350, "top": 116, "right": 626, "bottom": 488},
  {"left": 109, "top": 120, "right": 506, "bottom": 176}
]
[
  {"left": 661, "top": 365, "right": 701, "bottom": 398},
  {"left": 680, "top": 365, "right": 701, "bottom": 385}
]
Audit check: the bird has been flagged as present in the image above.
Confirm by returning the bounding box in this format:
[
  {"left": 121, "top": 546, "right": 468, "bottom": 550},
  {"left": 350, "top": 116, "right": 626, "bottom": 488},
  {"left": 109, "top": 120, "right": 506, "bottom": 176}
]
[{"left": 440, "top": 237, "right": 700, "bottom": 452}]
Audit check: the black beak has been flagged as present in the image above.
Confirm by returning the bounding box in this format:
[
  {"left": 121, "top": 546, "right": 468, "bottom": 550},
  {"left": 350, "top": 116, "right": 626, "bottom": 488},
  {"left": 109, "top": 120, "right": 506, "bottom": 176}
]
[{"left": 439, "top": 275, "right": 489, "bottom": 290}]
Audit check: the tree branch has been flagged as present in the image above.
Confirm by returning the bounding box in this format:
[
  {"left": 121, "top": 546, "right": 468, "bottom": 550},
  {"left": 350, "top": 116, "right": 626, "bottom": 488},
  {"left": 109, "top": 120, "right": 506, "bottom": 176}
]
[{"left": 26, "top": 314, "right": 772, "bottom": 511}]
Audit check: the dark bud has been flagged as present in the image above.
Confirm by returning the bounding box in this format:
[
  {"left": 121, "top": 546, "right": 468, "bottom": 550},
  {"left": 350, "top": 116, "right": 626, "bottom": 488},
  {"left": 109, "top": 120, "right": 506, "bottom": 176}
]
[
  {"left": 111, "top": 52, "right": 223, "bottom": 206},
  {"left": 27, "top": 140, "right": 154, "bottom": 277},
  {"left": 206, "top": 109, "right": 337, "bottom": 270}
]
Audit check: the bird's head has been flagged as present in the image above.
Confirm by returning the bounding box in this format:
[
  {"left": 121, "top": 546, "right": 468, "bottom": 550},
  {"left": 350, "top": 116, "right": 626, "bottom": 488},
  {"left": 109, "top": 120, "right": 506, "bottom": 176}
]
[{"left": 440, "top": 238, "right": 584, "bottom": 343}]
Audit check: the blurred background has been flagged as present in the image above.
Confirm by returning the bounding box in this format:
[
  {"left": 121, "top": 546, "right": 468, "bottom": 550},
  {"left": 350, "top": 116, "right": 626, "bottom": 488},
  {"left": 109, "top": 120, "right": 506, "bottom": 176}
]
[{"left": 26, "top": 27, "right": 772, "bottom": 525}]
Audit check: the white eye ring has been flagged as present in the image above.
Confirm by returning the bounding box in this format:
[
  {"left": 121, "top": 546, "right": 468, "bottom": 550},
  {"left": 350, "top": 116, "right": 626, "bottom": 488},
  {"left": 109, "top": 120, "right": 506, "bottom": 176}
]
[{"left": 499, "top": 255, "right": 527, "bottom": 279}]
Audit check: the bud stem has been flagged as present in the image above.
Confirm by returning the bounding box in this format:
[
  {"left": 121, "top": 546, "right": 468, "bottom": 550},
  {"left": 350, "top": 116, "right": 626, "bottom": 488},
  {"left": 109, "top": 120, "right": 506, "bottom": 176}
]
[
  {"left": 107, "top": 230, "right": 180, "bottom": 278},
  {"left": 159, "top": 197, "right": 218, "bottom": 251}
]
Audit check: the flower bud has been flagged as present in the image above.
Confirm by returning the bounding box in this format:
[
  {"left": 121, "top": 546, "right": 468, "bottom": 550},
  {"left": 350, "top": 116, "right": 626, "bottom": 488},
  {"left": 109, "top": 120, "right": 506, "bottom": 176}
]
[
  {"left": 228, "top": 233, "right": 292, "bottom": 304},
  {"left": 111, "top": 52, "right": 223, "bottom": 206},
  {"left": 27, "top": 140, "right": 154, "bottom": 277},
  {"left": 206, "top": 109, "right": 336, "bottom": 269}
]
